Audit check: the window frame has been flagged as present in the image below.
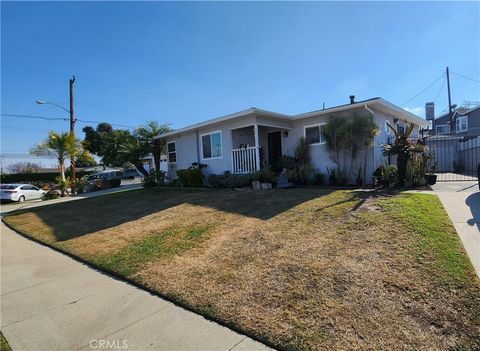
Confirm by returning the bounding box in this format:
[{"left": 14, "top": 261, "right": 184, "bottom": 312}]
[
  {"left": 385, "top": 121, "right": 391, "bottom": 135},
  {"left": 200, "top": 130, "right": 223, "bottom": 160},
  {"left": 456, "top": 116, "right": 468, "bottom": 132},
  {"left": 303, "top": 123, "right": 326, "bottom": 146},
  {"left": 167, "top": 141, "right": 177, "bottom": 164},
  {"left": 436, "top": 124, "right": 450, "bottom": 135}
]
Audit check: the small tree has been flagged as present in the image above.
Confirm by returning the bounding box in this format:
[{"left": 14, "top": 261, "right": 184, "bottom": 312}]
[
  {"left": 350, "top": 113, "right": 378, "bottom": 184},
  {"left": 135, "top": 121, "right": 171, "bottom": 173},
  {"left": 382, "top": 122, "right": 422, "bottom": 187},
  {"left": 322, "top": 115, "right": 348, "bottom": 168},
  {"left": 294, "top": 137, "right": 312, "bottom": 184},
  {"left": 7, "top": 162, "right": 41, "bottom": 174},
  {"left": 31, "top": 131, "right": 80, "bottom": 182}
]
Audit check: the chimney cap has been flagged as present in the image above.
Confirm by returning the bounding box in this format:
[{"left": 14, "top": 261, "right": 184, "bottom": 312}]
[{"left": 349, "top": 95, "right": 355, "bottom": 104}]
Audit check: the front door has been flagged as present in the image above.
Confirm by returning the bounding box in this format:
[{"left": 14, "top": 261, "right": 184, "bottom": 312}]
[{"left": 268, "top": 131, "right": 282, "bottom": 172}]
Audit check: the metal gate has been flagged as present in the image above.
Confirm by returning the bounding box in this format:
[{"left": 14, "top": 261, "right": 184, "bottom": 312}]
[{"left": 424, "top": 134, "right": 479, "bottom": 181}]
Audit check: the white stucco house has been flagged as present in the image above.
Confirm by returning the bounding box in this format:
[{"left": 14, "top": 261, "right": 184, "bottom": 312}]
[{"left": 157, "top": 96, "right": 426, "bottom": 184}]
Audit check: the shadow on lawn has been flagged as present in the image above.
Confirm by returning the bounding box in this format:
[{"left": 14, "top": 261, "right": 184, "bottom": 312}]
[{"left": 6, "top": 187, "right": 348, "bottom": 242}]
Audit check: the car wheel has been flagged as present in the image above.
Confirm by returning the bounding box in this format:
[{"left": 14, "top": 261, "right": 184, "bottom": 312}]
[{"left": 18, "top": 196, "right": 25, "bottom": 202}]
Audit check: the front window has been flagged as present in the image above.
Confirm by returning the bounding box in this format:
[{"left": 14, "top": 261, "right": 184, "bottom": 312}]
[
  {"left": 436, "top": 124, "right": 450, "bottom": 134},
  {"left": 397, "top": 125, "right": 405, "bottom": 136},
  {"left": 167, "top": 141, "right": 176, "bottom": 163},
  {"left": 456, "top": 116, "right": 468, "bottom": 132},
  {"left": 385, "top": 121, "right": 391, "bottom": 135},
  {"left": 304, "top": 124, "right": 325, "bottom": 145},
  {"left": 201, "top": 131, "right": 222, "bottom": 159}
]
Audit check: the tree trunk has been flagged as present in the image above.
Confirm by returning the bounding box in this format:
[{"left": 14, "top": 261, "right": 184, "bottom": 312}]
[
  {"left": 397, "top": 153, "right": 408, "bottom": 187},
  {"left": 135, "top": 162, "right": 149, "bottom": 177},
  {"left": 59, "top": 159, "right": 66, "bottom": 182}
]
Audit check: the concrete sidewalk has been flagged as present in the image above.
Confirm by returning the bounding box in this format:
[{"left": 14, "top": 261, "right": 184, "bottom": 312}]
[
  {"left": 432, "top": 181, "right": 480, "bottom": 279},
  {"left": 1, "top": 216, "right": 271, "bottom": 350}
]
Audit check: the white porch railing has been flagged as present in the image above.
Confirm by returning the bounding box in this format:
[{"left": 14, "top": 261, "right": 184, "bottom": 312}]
[{"left": 231, "top": 146, "right": 259, "bottom": 174}]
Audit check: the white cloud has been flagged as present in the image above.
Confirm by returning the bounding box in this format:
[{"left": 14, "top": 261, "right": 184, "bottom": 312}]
[{"left": 404, "top": 107, "right": 425, "bottom": 118}]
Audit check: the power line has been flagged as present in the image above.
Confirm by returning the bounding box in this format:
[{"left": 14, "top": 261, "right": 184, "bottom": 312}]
[
  {"left": 451, "top": 71, "right": 480, "bottom": 84},
  {"left": 400, "top": 73, "right": 445, "bottom": 106},
  {"left": 433, "top": 75, "right": 447, "bottom": 103},
  {"left": 1, "top": 113, "right": 137, "bottom": 129},
  {"left": 0, "top": 114, "right": 67, "bottom": 121}
]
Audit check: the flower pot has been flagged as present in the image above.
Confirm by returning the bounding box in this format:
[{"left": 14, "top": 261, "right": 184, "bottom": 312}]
[
  {"left": 251, "top": 180, "right": 261, "bottom": 190},
  {"left": 426, "top": 174, "right": 437, "bottom": 185}
]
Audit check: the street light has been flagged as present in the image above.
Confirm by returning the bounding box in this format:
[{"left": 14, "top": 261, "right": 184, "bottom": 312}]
[
  {"left": 35, "top": 100, "right": 71, "bottom": 114},
  {"left": 35, "top": 76, "right": 77, "bottom": 193}
]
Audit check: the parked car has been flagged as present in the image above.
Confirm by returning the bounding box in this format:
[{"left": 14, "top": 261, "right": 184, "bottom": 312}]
[
  {"left": 86, "top": 170, "right": 123, "bottom": 191},
  {"left": 0, "top": 184, "right": 47, "bottom": 202},
  {"left": 123, "top": 168, "right": 141, "bottom": 179}
]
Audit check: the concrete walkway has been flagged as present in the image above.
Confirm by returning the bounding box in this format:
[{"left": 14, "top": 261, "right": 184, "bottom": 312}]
[
  {"left": 432, "top": 181, "right": 480, "bottom": 278},
  {"left": 0, "top": 198, "right": 272, "bottom": 350}
]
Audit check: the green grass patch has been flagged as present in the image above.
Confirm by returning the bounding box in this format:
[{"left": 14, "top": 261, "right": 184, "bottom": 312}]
[
  {"left": 0, "top": 331, "right": 12, "bottom": 351},
  {"left": 93, "top": 225, "right": 212, "bottom": 276},
  {"left": 380, "top": 193, "right": 473, "bottom": 284}
]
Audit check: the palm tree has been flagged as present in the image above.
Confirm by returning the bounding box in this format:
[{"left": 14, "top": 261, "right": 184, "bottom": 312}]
[
  {"left": 382, "top": 122, "right": 416, "bottom": 186},
  {"left": 135, "top": 121, "right": 171, "bottom": 172},
  {"left": 117, "top": 133, "right": 150, "bottom": 176},
  {"left": 31, "top": 131, "right": 80, "bottom": 182}
]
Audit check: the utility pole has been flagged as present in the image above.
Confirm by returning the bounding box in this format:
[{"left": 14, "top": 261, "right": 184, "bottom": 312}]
[
  {"left": 446, "top": 66, "right": 453, "bottom": 132},
  {"left": 69, "top": 76, "right": 76, "bottom": 193}
]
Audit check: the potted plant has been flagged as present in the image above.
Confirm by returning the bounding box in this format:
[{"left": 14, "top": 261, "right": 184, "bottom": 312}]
[{"left": 257, "top": 165, "right": 275, "bottom": 189}]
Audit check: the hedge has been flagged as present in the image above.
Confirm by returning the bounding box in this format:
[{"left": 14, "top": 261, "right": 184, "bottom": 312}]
[{"left": 0, "top": 171, "right": 90, "bottom": 184}]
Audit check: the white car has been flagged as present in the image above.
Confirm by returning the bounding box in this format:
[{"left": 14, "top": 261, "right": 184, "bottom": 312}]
[{"left": 0, "top": 184, "right": 47, "bottom": 202}]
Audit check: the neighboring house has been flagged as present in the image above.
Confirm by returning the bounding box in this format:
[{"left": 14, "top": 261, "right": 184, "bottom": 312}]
[
  {"left": 424, "top": 102, "right": 480, "bottom": 176},
  {"left": 425, "top": 102, "right": 480, "bottom": 136},
  {"left": 157, "top": 97, "right": 426, "bottom": 184},
  {"left": 141, "top": 155, "right": 168, "bottom": 173}
]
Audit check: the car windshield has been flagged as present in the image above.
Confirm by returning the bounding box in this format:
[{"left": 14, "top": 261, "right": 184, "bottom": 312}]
[{"left": 0, "top": 185, "right": 18, "bottom": 189}]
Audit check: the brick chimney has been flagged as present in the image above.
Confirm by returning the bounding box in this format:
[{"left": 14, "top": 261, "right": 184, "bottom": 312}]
[{"left": 349, "top": 95, "right": 355, "bottom": 104}]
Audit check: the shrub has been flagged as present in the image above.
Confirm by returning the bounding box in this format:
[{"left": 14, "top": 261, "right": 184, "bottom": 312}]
[
  {"left": 257, "top": 166, "right": 276, "bottom": 183},
  {"left": 327, "top": 168, "right": 346, "bottom": 186},
  {"left": 43, "top": 190, "right": 61, "bottom": 200},
  {"left": 374, "top": 163, "right": 397, "bottom": 188},
  {"left": 72, "top": 176, "right": 88, "bottom": 194},
  {"left": 206, "top": 172, "right": 257, "bottom": 188},
  {"left": 311, "top": 171, "right": 325, "bottom": 186},
  {"left": 176, "top": 168, "right": 203, "bottom": 187},
  {"left": 55, "top": 176, "right": 70, "bottom": 196},
  {"left": 0, "top": 171, "right": 90, "bottom": 184},
  {"left": 142, "top": 171, "right": 166, "bottom": 188}
]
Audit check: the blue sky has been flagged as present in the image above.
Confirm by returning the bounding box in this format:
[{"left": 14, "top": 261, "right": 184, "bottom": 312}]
[{"left": 1, "top": 1, "right": 479, "bottom": 168}]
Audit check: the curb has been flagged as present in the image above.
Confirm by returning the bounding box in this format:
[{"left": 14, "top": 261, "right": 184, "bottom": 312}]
[{"left": 1, "top": 218, "right": 279, "bottom": 351}]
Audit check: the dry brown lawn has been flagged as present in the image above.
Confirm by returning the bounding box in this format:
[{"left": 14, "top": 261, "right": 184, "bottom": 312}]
[{"left": 4, "top": 188, "right": 480, "bottom": 351}]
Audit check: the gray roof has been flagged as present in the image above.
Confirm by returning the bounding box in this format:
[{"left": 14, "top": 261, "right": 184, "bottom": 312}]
[{"left": 156, "top": 97, "right": 426, "bottom": 139}]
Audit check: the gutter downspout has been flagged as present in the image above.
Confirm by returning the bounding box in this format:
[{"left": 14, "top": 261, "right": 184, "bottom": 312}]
[
  {"left": 195, "top": 130, "right": 200, "bottom": 164},
  {"left": 364, "top": 104, "right": 375, "bottom": 185}
]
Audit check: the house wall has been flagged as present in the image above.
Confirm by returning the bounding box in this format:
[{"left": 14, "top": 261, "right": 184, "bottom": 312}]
[
  {"left": 164, "top": 108, "right": 422, "bottom": 184},
  {"left": 164, "top": 114, "right": 258, "bottom": 177}
]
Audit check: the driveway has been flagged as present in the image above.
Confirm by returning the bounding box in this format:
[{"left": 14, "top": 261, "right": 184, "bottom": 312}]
[
  {"left": 0, "top": 188, "right": 271, "bottom": 351},
  {"left": 432, "top": 181, "right": 480, "bottom": 278}
]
